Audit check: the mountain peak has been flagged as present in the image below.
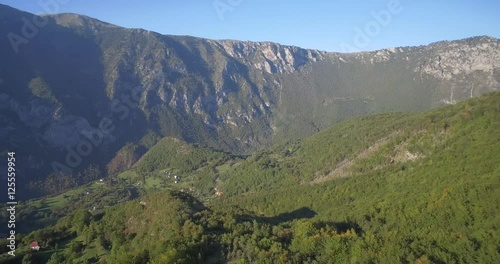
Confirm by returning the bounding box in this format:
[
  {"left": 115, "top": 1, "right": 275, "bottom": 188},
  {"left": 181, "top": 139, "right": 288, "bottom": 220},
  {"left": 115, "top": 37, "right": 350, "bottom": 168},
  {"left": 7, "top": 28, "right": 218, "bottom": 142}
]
[{"left": 47, "top": 13, "right": 118, "bottom": 29}]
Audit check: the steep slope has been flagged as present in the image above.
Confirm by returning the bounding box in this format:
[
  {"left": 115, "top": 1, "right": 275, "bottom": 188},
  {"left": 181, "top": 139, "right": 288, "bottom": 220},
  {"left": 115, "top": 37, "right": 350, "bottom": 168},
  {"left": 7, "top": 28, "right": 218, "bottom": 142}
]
[
  {"left": 274, "top": 37, "right": 500, "bottom": 139},
  {"left": 4, "top": 93, "right": 499, "bottom": 263},
  {"left": 0, "top": 4, "right": 499, "bottom": 197},
  {"left": 216, "top": 92, "right": 500, "bottom": 263},
  {"left": 219, "top": 92, "right": 500, "bottom": 197},
  {"left": 132, "top": 137, "right": 231, "bottom": 175}
]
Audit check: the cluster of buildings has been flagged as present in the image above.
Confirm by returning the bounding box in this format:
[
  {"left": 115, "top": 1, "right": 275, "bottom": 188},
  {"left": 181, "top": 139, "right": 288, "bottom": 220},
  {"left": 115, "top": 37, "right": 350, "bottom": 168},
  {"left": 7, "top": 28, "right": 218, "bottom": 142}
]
[{"left": 165, "top": 171, "right": 181, "bottom": 184}]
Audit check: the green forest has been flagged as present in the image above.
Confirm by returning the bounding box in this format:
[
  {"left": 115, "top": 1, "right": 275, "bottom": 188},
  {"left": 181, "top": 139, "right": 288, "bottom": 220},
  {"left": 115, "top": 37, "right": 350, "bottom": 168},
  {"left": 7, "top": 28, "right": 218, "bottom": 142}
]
[{"left": 1, "top": 92, "right": 499, "bottom": 263}]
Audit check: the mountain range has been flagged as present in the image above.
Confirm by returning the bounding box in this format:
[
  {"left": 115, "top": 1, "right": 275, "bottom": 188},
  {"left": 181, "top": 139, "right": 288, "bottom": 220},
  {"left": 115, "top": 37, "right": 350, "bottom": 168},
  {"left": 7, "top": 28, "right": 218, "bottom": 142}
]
[{"left": 0, "top": 3, "right": 499, "bottom": 197}]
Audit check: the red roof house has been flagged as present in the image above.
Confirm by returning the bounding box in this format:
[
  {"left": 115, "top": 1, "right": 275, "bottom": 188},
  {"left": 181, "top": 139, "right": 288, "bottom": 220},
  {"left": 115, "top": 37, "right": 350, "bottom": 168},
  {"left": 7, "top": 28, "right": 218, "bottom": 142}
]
[{"left": 30, "top": 241, "right": 40, "bottom": 251}]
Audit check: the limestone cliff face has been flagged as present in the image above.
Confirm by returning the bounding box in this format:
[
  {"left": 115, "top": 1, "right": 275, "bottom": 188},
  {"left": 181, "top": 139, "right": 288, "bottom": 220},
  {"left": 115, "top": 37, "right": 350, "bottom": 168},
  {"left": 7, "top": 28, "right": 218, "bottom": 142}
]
[
  {"left": 320, "top": 36, "right": 500, "bottom": 107},
  {"left": 215, "top": 40, "right": 326, "bottom": 74},
  {"left": 421, "top": 36, "right": 499, "bottom": 79},
  {"left": 0, "top": 4, "right": 499, "bottom": 184},
  {"left": 418, "top": 36, "right": 500, "bottom": 104}
]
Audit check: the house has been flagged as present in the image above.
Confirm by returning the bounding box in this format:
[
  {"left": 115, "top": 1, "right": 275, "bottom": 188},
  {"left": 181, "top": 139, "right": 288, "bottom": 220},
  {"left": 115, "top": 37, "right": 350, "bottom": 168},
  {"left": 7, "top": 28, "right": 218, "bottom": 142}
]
[{"left": 30, "top": 241, "right": 40, "bottom": 251}]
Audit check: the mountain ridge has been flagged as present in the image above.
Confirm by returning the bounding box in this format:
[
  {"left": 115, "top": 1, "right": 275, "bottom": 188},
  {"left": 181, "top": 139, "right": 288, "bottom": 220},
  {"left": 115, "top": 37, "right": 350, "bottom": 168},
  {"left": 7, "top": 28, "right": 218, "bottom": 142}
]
[{"left": 0, "top": 4, "right": 499, "bottom": 198}]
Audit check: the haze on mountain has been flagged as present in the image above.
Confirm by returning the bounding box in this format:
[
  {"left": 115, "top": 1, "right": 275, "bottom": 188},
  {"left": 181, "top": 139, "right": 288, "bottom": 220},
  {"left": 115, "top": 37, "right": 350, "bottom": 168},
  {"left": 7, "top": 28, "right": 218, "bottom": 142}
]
[{"left": 0, "top": 3, "right": 499, "bottom": 263}]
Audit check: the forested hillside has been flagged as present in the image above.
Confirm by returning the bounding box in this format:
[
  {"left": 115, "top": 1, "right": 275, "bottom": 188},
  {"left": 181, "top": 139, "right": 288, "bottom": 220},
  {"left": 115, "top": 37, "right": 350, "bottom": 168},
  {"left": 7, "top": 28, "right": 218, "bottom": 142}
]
[
  {"left": 2, "top": 92, "right": 498, "bottom": 263},
  {"left": 1, "top": 4, "right": 499, "bottom": 199}
]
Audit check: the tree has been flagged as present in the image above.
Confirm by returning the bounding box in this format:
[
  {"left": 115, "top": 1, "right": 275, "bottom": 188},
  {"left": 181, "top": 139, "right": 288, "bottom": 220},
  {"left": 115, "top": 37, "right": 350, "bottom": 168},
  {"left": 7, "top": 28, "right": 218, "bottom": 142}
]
[
  {"left": 132, "top": 250, "right": 150, "bottom": 264},
  {"left": 69, "top": 240, "right": 84, "bottom": 254},
  {"left": 22, "top": 254, "right": 33, "bottom": 264},
  {"left": 47, "top": 252, "right": 65, "bottom": 264},
  {"left": 72, "top": 209, "right": 92, "bottom": 234}
]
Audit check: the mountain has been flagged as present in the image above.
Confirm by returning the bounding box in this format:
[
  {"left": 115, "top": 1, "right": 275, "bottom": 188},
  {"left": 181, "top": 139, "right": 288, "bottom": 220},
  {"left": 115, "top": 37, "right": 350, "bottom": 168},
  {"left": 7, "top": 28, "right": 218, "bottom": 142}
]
[
  {"left": 3, "top": 92, "right": 498, "bottom": 263},
  {"left": 0, "top": 4, "right": 499, "bottom": 197}
]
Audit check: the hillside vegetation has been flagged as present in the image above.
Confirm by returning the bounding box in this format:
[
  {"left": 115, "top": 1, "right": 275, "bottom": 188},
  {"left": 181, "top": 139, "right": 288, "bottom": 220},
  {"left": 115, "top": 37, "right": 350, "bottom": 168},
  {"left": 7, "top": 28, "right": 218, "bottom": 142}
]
[
  {"left": 1, "top": 4, "right": 499, "bottom": 199},
  {"left": 1, "top": 93, "right": 499, "bottom": 263}
]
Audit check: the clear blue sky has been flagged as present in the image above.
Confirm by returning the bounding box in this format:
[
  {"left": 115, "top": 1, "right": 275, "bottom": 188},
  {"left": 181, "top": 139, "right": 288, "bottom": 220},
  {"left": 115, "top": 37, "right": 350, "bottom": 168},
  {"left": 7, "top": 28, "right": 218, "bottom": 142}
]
[{"left": 2, "top": 0, "right": 499, "bottom": 52}]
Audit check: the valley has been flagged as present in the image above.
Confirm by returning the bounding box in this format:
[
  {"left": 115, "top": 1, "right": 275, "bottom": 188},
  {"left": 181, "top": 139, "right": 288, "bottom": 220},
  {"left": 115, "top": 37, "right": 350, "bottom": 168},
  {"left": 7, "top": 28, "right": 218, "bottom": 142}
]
[
  {"left": 1, "top": 93, "right": 499, "bottom": 263},
  {"left": 0, "top": 3, "right": 499, "bottom": 263},
  {"left": 0, "top": 4, "right": 499, "bottom": 200}
]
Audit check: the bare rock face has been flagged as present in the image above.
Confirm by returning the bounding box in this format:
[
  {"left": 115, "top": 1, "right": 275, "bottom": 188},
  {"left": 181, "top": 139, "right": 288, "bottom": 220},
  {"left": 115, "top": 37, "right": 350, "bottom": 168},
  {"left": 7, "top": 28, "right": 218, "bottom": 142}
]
[
  {"left": 4, "top": 96, "right": 94, "bottom": 149},
  {"left": 421, "top": 37, "right": 499, "bottom": 79},
  {"left": 42, "top": 116, "right": 94, "bottom": 148},
  {"left": 321, "top": 36, "right": 499, "bottom": 107},
  {"left": 217, "top": 40, "right": 325, "bottom": 74},
  {"left": 9, "top": 98, "right": 58, "bottom": 129},
  {"left": 419, "top": 37, "right": 500, "bottom": 105}
]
